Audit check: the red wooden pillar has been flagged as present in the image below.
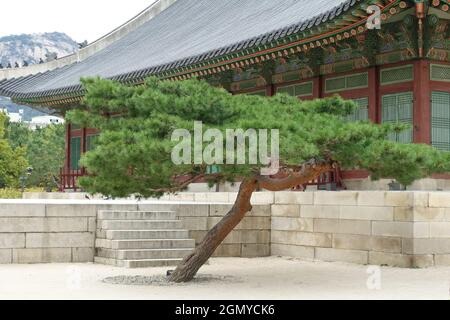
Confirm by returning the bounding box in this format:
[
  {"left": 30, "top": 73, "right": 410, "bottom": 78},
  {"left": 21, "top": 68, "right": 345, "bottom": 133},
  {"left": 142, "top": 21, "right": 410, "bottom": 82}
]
[
  {"left": 312, "top": 75, "right": 323, "bottom": 98},
  {"left": 65, "top": 123, "right": 71, "bottom": 173},
  {"left": 413, "top": 60, "right": 431, "bottom": 144},
  {"left": 368, "top": 66, "right": 379, "bottom": 123},
  {"left": 265, "top": 83, "right": 275, "bottom": 97}
]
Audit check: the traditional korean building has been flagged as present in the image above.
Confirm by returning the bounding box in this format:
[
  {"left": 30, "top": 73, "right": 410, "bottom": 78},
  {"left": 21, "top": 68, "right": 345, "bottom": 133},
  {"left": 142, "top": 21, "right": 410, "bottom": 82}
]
[{"left": 0, "top": 0, "right": 449, "bottom": 191}]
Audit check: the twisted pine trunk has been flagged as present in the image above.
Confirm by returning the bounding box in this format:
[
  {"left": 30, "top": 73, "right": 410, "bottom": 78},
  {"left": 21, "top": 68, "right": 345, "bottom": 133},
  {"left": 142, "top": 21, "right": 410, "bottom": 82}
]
[{"left": 169, "top": 162, "right": 331, "bottom": 283}]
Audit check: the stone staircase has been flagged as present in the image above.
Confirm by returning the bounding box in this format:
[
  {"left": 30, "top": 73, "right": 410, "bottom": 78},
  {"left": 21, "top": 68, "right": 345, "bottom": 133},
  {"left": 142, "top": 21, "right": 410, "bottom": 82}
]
[{"left": 94, "top": 210, "right": 195, "bottom": 268}]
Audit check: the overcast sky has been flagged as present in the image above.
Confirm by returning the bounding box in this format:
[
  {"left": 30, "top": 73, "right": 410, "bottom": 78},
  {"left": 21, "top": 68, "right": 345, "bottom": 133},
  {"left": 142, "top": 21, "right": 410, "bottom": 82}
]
[{"left": 0, "top": 0, "right": 156, "bottom": 42}]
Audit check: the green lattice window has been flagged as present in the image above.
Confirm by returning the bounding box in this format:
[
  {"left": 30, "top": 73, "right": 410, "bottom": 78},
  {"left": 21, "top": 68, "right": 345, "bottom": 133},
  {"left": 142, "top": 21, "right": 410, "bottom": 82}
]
[
  {"left": 381, "top": 92, "right": 413, "bottom": 143},
  {"left": 346, "top": 97, "right": 369, "bottom": 122},
  {"left": 86, "top": 135, "right": 99, "bottom": 151},
  {"left": 70, "top": 137, "right": 81, "bottom": 170},
  {"left": 432, "top": 92, "right": 450, "bottom": 151},
  {"left": 380, "top": 65, "right": 414, "bottom": 85},
  {"left": 430, "top": 64, "right": 450, "bottom": 83},
  {"left": 325, "top": 72, "right": 368, "bottom": 93},
  {"left": 206, "top": 165, "right": 221, "bottom": 174},
  {"left": 277, "top": 81, "right": 313, "bottom": 97}
]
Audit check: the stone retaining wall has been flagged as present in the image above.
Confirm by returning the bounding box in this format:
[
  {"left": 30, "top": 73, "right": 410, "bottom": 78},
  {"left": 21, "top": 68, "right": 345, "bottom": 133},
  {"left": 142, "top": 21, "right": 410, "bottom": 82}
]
[
  {"left": 0, "top": 202, "right": 136, "bottom": 264},
  {"left": 270, "top": 191, "right": 450, "bottom": 267},
  {"left": 2, "top": 191, "right": 450, "bottom": 267}
]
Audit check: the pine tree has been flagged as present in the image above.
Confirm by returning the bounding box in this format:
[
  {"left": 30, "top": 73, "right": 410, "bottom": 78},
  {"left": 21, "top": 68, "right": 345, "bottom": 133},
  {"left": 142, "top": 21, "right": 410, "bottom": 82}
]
[{"left": 67, "top": 77, "right": 450, "bottom": 282}]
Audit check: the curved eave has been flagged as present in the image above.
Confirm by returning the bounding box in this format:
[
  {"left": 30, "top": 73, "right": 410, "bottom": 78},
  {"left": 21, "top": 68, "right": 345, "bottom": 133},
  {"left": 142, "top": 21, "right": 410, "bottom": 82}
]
[{"left": 7, "top": 0, "right": 407, "bottom": 107}]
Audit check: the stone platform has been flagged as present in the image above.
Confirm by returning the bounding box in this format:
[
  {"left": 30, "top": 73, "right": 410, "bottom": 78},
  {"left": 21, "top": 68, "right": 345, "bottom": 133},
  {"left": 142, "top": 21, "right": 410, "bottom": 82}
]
[{"left": 1, "top": 191, "right": 450, "bottom": 268}]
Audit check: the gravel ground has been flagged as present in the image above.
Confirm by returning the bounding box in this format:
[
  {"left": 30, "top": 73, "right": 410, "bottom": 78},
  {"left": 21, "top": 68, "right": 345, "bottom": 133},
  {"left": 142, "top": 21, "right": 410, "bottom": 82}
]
[{"left": 0, "top": 257, "right": 449, "bottom": 300}]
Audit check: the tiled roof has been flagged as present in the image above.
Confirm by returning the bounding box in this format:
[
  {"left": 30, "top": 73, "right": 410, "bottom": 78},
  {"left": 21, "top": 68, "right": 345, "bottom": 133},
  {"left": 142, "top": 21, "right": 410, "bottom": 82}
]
[{"left": 0, "top": 0, "right": 358, "bottom": 101}]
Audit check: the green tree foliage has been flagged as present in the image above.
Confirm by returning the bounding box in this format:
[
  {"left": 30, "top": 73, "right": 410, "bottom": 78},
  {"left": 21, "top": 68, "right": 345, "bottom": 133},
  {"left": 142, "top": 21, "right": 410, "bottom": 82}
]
[
  {"left": 5, "top": 120, "right": 65, "bottom": 189},
  {"left": 67, "top": 77, "right": 450, "bottom": 198},
  {"left": 0, "top": 112, "right": 28, "bottom": 187},
  {"left": 25, "top": 124, "right": 65, "bottom": 188}
]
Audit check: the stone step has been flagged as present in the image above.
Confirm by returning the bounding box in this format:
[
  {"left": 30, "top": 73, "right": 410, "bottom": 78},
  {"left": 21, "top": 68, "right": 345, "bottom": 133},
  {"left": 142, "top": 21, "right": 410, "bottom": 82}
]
[
  {"left": 94, "top": 256, "right": 182, "bottom": 268},
  {"left": 96, "top": 238, "right": 196, "bottom": 250},
  {"left": 105, "top": 229, "right": 190, "bottom": 240},
  {"left": 97, "top": 248, "right": 192, "bottom": 260},
  {"left": 98, "top": 210, "right": 177, "bottom": 221},
  {"left": 100, "top": 220, "right": 183, "bottom": 230}
]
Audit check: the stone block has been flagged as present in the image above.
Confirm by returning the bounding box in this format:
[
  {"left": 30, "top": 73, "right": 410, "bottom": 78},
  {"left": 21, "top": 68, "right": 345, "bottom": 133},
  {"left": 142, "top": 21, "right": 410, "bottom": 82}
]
[
  {"left": 357, "top": 192, "right": 386, "bottom": 206},
  {"left": 271, "top": 231, "right": 332, "bottom": 247},
  {"left": 339, "top": 206, "right": 393, "bottom": 221},
  {"left": 274, "top": 192, "right": 313, "bottom": 205},
  {"left": 209, "top": 204, "right": 233, "bottom": 217},
  {"left": 249, "top": 205, "right": 271, "bottom": 217},
  {"left": 213, "top": 244, "right": 241, "bottom": 257},
  {"left": 315, "top": 248, "right": 368, "bottom": 265},
  {"left": 251, "top": 192, "right": 275, "bottom": 204},
  {"left": 368, "top": 252, "right": 412, "bottom": 268},
  {"left": 271, "top": 244, "right": 314, "bottom": 260},
  {"left": 95, "top": 239, "right": 111, "bottom": 249},
  {"left": 180, "top": 217, "right": 208, "bottom": 231},
  {"left": 207, "top": 217, "right": 270, "bottom": 230},
  {"left": 314, "top": 219, "right": 371, "bottom": 235},
  {"left": 404, "top": 239, "right": 450, "bottom": 255},
  {"left": 394, "top": 207, "right": 414, "bottom": 221},
  {"left": 169, "top": 193, "right": 195, "bottom": 201},
  {"left": 414, "top": 222, "right": 430, "bottom": 238},
  {"left": 72, "top": 248, "right": 94, "bottom": 262},
  {"left": 239, "top": 230, "right": 271, "bottom": 244},
  {"left": 0, "top": 233, "right": 25, "bottom": 249},
  {"left": 25, "top": 233, "right": 94, "bottom": 248},
  {"left": 414, "top": 207, "right": 445, "bottom": 222},
  {"left": 384, "top": 192, "right": 413, "bottom": 207},
  {"left": 429, "top": 222, "right": 450, "bottom": 238},
  {"left": 97, "top": 204, "right": 138, "bottom": 212},
  {"left": 412, "top": 255, "right": 434, "bottom": 268},
  {"left": 271, "top": 205, "right": 300, "bottom": 217},
  {"left": 46, "top": 204, "right": 97, "bottom": 217},
  {"left": 0, "top": 204, "right": 45, "bottom": 217},
  {"left": 12, "top": 248, "right": 72, "bottom": 263},
  {"left": 0, "top": 249, "right": 12, "bottom": 263},
  {"left": 413, "top": 192, "right": 429, "bottom": 207},
  {"left": 0, "top": 217, "right": 88, "bottom": 233},
  {"left": 88, "top": 217, "right": 97, "bottom": 232},
  {"left": 241, "top": 244, "right": 270, "bottom": 257},
  {"left": 300, "top": 205, "right": 339, "bottom": 219},
  {"left": 314, "top": 192, "right": 358, "bottom": 206},
  {"left": 194, "top": 192, "right": 229, "bottom": 203},
  {"left": 271, "top": 217, "right": 313, "bottom": 232},
  {"left": 332, "top": 234, "right": 401, "bottom": 253},
  {"left": 175, "top": 204, "right": 209, "bottom": 217},
  {"left": 435, "top": 254, "right": 450, "bottom": 266},
  {"left": 428, "top": 192, "right": 450, "bottom": 208},
  {"left": 372, "top": 221, "right": 413, "bottom": 238}
]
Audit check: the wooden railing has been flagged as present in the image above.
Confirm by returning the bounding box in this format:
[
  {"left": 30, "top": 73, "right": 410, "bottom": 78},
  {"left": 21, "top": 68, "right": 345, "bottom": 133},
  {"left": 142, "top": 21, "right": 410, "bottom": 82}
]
[
  {"left": 294, "top": 167, "right": 345, "bottom": 191},
  {"left": 59, "top": 168, "right": 86, "bottom": 192},
  {"left": 59, "top": 167, "right": 345, "bottom": 192}
]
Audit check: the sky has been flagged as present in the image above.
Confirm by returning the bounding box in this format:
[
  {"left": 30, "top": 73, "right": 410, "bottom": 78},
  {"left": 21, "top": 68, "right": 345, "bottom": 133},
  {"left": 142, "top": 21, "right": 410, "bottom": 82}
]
[{"left": 0, "top": 0, "right": 156, "bottom": 42}]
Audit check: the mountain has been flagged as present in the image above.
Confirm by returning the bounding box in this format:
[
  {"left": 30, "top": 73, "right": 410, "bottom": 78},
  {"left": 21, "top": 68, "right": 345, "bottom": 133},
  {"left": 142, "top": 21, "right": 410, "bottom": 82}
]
[{"left": 0, "top": 32, "right": 79, "bottom": 68}]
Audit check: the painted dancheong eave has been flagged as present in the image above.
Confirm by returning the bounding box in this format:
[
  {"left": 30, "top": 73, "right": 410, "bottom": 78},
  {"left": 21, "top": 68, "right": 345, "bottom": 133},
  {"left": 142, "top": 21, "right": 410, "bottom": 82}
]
[{"left": 0, "top": 0, "right": 415, "bottom": 106}]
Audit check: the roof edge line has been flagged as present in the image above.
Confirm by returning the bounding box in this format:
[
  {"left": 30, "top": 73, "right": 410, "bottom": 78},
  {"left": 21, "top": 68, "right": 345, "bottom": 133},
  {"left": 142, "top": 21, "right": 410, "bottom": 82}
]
[{"left": 0, "top": 0, "right": 178, "bottom": 81}]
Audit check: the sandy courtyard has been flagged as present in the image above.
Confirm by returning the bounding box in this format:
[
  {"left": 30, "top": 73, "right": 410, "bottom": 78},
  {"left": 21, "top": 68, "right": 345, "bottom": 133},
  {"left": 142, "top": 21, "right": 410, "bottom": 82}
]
[{"left": 0, "top": 257, "right": 449, "bottom": 300}]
